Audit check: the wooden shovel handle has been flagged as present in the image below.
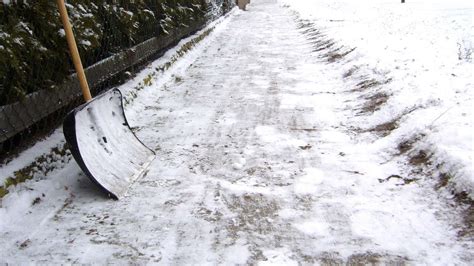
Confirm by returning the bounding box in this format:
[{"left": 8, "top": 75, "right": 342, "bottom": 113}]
[{"left": 56, "top": 0, "right": 92, "bottom": 102}]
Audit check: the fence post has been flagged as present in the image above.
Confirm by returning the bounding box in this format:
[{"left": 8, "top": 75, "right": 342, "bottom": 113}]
[{"left": 237, "top": 0, "right": 248, "bottom": 11}]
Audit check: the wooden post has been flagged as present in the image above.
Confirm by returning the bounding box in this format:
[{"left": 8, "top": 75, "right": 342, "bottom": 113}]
[
  {"left": 56, "top": 0, "right": 92, "bottom": 102},
  {"left": 237, "top": 0, "right": 248, "bottom": 11}
]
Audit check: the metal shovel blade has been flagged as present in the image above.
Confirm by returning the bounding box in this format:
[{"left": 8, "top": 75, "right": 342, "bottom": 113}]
[{"left": 63, "top": 88, "right": 155, "bottom": 199}]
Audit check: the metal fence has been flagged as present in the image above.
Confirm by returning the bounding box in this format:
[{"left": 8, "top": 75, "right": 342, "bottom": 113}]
[{"left": 0, "top": 0, "right": 235, "bottom": 161}]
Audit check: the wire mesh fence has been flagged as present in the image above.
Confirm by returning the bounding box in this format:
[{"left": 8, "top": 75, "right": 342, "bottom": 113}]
[{"left": 0, "top": 0, "right": 235, "bottom": 161}]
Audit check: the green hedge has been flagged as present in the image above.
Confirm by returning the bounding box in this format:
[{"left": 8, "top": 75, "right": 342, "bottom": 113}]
[{"left": 0, "top": 0, "right": 226, "bottom": 105}]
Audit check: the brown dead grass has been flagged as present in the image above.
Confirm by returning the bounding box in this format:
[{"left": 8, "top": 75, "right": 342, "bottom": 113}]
[
  {"left": 366, "top": 119, "right": 399, "bottom": 137},
  {"left": 297, "top": 17, "right": 356, "bottom": 64},
  {"left": 313, "top": 40, "right": 336, "bottom": 52},
  {"left": 343, "top": 66, "right": 359, "bottom": 79},
  {"left": 456, "top": 192, "right": 474, "bottom": 238},
  {"left": 409, "top": 150, "right": 431, "bottom": 166},
  {"left": 434, "top": 172, "right": 474, "bottom": 238},
  {"left": 351, "top": 77, "right": 392, "bottom": 93},
  {"left": 354, "top": 79, "right": 382, "bottom": 91},
  {"left": 360, "top": 92, "right": 390, "bottom": 114},
  {"left": 398, "top": 139, "right": 415, "bottom": 155},
  {"left": 325, "top": 47, "right": 356, "bottom": 63}
]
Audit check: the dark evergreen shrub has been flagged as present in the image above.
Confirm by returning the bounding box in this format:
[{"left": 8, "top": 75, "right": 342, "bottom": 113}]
[{"left": 0, "top": 0, "right": 218, "bottom": 105}]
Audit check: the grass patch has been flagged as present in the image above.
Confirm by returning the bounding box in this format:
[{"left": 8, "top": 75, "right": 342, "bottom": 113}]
[
  {"left": 325, "top": 47, "right": 356, "bottom": 63},
  {"left": 359, "top": 92, "right": 390, "bottom": 113},
  {"left": 0, "top": 144, "right": 71, "bottom": 199},
  {"left": 398, "top": 139, "right": 415, "bottom": 155},
  {"left": 365, "top": 106, "right": 422, "bottom": 137},
  {"left": 342, "top": 66, "right": 361, "bottom": 79},
  {"left": 456, "top": 191, "right": 474, "bottom": 238},
  {"left": 409, "top": 150, "right": 431, "bottom": 166},
  {"left": 296, "top": 20, "right": 316, "bottom": 31},
  {"left": 143, "top": 74, "right": 153, "bottom": 87},
  {"left": 367, "top": 119, "right": 398, "bottom": 137},
  {"left": 397, "top": 133, "right": 426, "bottom": 155},
  {"left": 296, "top": 17, "right": 355, "bottom": 63},
  {"left": 353, "top": 79, "right": 382, "bottom": 92},
  {"left": 312, "top": 39, "right": 336, "bottom": 52},
  {"left": 433, "top": 172, "right": 474, "bottom": 237},
  {"left": 436, "top": 172, "right": 451, "bottom": 190}
]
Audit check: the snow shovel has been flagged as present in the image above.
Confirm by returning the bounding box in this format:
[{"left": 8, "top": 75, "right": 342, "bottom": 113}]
[{"left": 57, "top": 0, "right": 155, "bottom": 199}]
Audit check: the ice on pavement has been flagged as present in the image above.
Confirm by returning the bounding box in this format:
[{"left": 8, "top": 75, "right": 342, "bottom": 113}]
[{"left": 1, "top": 0, "right": 473, "bottom": 264}]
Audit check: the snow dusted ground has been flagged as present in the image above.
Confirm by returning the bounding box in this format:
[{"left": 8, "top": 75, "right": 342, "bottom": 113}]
[{"left": 1, "top": 0, "right": 473, "bottom": 264}]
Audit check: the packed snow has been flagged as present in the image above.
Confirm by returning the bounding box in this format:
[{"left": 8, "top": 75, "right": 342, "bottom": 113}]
[{"left": 1, "top": 0, "right": 473, "bottom": 264}]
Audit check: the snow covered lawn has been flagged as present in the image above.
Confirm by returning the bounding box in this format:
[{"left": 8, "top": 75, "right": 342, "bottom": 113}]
[
  {"left": 282, "top": 0, "right": 474, "bottom": 198},
  {"left": 1, "top": 0, "right": 473, "bottom": 264}
]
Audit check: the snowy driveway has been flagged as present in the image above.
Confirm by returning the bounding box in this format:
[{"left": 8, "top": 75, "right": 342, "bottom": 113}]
[{"left": 1, "top": 0, "right": 472, "bottom": 264}]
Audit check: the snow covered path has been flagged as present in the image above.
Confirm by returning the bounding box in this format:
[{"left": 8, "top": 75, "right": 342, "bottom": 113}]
[{"left": 1, "top": 0, "right": 472, "bottom": 264}]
